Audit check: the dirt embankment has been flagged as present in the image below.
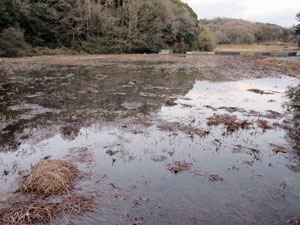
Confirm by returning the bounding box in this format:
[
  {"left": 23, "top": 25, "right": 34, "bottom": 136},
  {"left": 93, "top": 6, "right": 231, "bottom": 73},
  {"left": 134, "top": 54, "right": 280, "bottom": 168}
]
[{"left": 257, "top": 57, "right": 300, "bottom": 76}]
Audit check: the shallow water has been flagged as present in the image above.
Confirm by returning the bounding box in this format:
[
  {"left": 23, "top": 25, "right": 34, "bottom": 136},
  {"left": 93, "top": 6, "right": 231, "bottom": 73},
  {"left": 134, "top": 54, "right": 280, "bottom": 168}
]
[{"left": 0, "top": 58, "right": 300, "bottom": 225}]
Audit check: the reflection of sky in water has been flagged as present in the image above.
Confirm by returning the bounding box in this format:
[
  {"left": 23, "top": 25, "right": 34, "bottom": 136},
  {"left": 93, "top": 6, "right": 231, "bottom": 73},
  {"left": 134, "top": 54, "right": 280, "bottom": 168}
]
[
  {"left": 1, "top": 77, "right": 300, "bottom": 225},
  {"left": 160, "top": 77, "right": 298, "bottom": 122}
]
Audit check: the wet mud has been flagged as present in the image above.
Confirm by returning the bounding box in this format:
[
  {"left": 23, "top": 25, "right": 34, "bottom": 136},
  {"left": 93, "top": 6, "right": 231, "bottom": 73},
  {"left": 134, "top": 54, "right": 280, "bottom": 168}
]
[{"left": 0, "top": 55, "right": 300, "bottom": 225}]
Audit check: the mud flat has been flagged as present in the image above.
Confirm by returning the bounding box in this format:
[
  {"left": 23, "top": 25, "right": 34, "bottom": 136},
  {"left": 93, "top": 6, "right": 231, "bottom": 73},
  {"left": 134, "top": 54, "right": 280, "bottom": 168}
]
[{"left": 0, "top": 55, "right": 300, "bottom": 224}]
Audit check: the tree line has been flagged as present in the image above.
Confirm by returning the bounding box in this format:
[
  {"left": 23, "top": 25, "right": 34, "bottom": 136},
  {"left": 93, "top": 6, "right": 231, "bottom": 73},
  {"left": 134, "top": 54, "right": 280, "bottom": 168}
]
[
  {"left": 0, "top": 1, "right": 299, "bottom": 57},
  {"left": 0, "top": 0, "right": 200, "bottom": 56},
  {"left": 297, "top": 12, "right": 300, "bottom": 35}
]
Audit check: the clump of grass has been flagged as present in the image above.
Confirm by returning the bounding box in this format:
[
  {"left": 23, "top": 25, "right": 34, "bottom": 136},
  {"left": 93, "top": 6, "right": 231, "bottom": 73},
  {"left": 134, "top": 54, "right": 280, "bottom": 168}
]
[
  {"left": 240, "top": 119, "right": 252, "bottom": 129},
  {"left": 168, "top": 161, "right": 193, "bottom": 174},
  {"left": 158, "top": 121, "right": 210, "bottom": 137},
  {"left": 288, "top": 217, "right": 300, "bottom": 225},
  {"left": 0, "top": 201, "right": 60, "bottom": 225},
  {"left": 82, "top": 87, "right": 97, "bottom": 94},
  {"left": 75, "top": 109, "right": 85, "bottom": 117},
  {"left": 257, "top": 119, "right": 272, "bottom": 130},
  {"left": 207, "top": 114, "right": 252, "bottom": 132},
  {"left": 207, "top": 114, "right": 237, "bottom": 126},
  {"left": 0, "top": 196, "right": 95, "bottom": 225},
  {"left": 20, "top": 160, "right": 78, "bottom": 196}
]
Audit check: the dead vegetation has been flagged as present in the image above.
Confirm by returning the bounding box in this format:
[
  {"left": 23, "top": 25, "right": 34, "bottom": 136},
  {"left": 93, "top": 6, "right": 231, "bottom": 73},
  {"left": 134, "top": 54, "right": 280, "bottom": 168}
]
[
  {"left": 218, "top": 106, "right": 246, "bottom": 113},
  {"left": 288, "top": 217, "right": 300, "bottom": 225},
  {"left": 247, "top": 89, "right": 274, "bottom": 95},
  {"left": 151, "top": 155, "right": 167, "bottom": 162},
  {"left": 81, "top": 87, "right": 97, "bottom": 94},
  {"left": 106, "top": 149, "right": 119, "bottom": 156},
  {"left": 207, "top": 114, "right": 252, "bottom": 132},
  {"left": 168, "top": 161, "right": 192, "bottom": 174},
  {"left": 19, "top": 134, "right": 29, "bottom": 139},
  {"left": 95, "top": 74, "right": 108, "bottom": 80},
  {"left": 263, "top": 110, "right": 282, "bottom": 119},
  {"left": 20, "top": 160, "right": 78, "bottom": 196},
  {"left": 233, "top": 145, "right": 260, "bottom": 161},
  {"left": 204, "top": 105, "right": 247, "bottom": 113},
  {"left": 271, "top": 144, "right": 288, "bottom": 154},
  {"left": 0, "top": 159, "right": 96, "bottom": 225},
  {"left": 66, "top": 147, "right": 93, "bottom": 163},
  {"left": 259, "top": 57, "right": 300, "bottom": 74},
  {"left": 257, "top": 119, "right": 272, "bottom": 130},
  {"left": 165, "top": 100, "right": 177, "bottom": 106},
  {"left": 75, "top": 109, "right": 85, "bottom": 117},
  {"left": 168, "top": 161, "right": 224, "bottom": 181},
  {"left": 158, "top": 121, "right": 210, "bottom": 137},
  {"left": 192, "top": 170, "right": 224, "bottom": 182},
  {"left": 0, "top": 201, "right": 60, "bottom": 225},
  {"left": 0, "top": 196, "right": 95, "bottom": 225}
]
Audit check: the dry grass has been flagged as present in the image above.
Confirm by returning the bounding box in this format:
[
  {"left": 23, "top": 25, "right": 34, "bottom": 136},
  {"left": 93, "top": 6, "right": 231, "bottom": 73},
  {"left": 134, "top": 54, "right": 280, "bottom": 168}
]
[
  {"left": 75, "top": 109, "right": 85, "bottom": 117},
  {"left": 168, "top": 161, "right": 192, "bottom": 174},
  {"left": 288, "top": 217, "right": 300, "bottom": 225},
  {"left": 207, "top": 114, "right": 252, "bottom": 132},
  {"left": 20, "top": 160, "right": 78, "bottom": 196},
  {"left": 0, "top": 196, "right": 95, "bottom": 225},
  {"left": 0, "top": 201, "right": 60, "bottom": 225},
  {"left": 207, "top": 114, "right": 237, "bottom": 126},
  {"left": 217, "top": 44, "right": 298, "bottom": 52},
  {"left": 158, "top": 121, "right": 210, "bottom": 137},
  {"left": 82, "top": 87, "right": 97, "bottom": 94},
  {"left": 259, "top": 57, "right": 300, "bottom": 73},
  {"left": 257, "top": 119, "right": 272, "bottom": 130}
]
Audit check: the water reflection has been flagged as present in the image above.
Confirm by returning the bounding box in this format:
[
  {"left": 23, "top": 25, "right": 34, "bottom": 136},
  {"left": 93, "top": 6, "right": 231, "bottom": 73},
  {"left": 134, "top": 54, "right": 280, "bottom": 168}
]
[
  {"left": 0, "top": 61, "right": 300, "bottom": 225},
  {"left": 0, "top": 65, "right": 202, "bottom": 150}
]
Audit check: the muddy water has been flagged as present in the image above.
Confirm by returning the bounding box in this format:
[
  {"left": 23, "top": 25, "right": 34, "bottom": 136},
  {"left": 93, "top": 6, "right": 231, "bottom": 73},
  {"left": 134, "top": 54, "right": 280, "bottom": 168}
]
[{"left": 0, "top": 60, "right": 300, "bottom": 225}]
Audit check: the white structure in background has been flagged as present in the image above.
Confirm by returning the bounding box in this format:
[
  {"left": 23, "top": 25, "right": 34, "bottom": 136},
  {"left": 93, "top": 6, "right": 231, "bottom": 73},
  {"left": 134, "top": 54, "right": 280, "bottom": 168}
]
[
  {"left": 159, "top": 49, "right": 173, "bottom": 54},
  {"left": 297, "top": 51, "right": 300, "bottom": 56}
]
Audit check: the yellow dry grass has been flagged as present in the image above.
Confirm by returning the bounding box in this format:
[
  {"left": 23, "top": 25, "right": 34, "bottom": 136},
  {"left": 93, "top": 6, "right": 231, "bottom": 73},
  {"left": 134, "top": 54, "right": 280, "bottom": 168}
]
[
  {"left": 216, "top": 44, "right": 298, "bottom": 52},
  {"left": 259, "top": 57, "right": 300, "bottom": 72},
  {"left": 20, "top": 160, "right": 78, "bottom": 196},
  {"left": 257, "top": 119, "right": 272, "bottom": 130},
  {"left": 0, "top": 196, "right": 95, "bottom": 225}
]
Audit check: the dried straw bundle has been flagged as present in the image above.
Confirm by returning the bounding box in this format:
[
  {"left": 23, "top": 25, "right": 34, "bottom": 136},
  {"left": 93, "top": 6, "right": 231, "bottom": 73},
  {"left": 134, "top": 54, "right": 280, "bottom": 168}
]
[
  {"left": 0, "top": 196, "right": 95, "bottom": 225},
  {"left": 20, "top": 160, "right": 78, "bottom": 196}
]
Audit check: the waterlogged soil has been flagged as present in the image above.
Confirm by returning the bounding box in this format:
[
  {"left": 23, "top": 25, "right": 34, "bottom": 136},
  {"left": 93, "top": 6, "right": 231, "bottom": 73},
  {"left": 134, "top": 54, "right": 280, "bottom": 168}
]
[{"left": 0, "top": 55, "right": 300, "bottom": 225}]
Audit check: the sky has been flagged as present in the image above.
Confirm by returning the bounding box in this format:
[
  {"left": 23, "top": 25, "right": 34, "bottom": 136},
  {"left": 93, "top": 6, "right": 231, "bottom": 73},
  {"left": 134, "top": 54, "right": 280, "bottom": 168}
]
[{"left": 181, "top": 0, "right": 300, "bottom": 27}]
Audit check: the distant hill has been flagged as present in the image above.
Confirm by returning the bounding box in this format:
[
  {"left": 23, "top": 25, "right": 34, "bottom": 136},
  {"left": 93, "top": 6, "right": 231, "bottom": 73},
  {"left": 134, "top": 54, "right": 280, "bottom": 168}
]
[{"left": 199, "top": 18, "right": 298, "bottom": 45}]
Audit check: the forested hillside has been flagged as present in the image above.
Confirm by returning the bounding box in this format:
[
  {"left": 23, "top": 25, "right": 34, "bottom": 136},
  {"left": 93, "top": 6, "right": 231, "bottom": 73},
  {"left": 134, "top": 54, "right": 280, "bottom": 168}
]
[
  {"left": 199, "top": 18, "right": 298, "bottom": 45},
  {"left": 0, "top": 0, "right": 198, "bottom": 56}
]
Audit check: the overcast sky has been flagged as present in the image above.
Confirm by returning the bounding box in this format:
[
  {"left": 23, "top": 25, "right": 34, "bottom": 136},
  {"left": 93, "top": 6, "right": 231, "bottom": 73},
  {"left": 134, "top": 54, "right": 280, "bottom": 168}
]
[{"left": 182, "top": 0, "right": 299, "bottom": 27}]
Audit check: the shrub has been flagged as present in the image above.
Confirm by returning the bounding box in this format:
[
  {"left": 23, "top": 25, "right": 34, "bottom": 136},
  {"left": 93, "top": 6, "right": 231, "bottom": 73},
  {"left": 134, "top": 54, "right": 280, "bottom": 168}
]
[
  {"left": 254, "top": 31, "right": 264, "bottom": 43},
  {"left": 243, "top": 34, "right": 255, "bottom": 44},
  {"left": 173, "top": 41, "right": 186, "bottom": 54},
  {"left": 197, "top": 30, "right": 215, "bottom": 51},
  {"left": 0, "top": 27, "right": 31, "bottom": 57}
]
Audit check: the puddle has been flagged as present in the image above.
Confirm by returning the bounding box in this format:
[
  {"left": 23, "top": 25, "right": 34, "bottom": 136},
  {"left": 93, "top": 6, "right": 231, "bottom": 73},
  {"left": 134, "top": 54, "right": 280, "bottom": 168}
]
[{"left": 0, "top": 56, "right": 300, "bottom": 225}]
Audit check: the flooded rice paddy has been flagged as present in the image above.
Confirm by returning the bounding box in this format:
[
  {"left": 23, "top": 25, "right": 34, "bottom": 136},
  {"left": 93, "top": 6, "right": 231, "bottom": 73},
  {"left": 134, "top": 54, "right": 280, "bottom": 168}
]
[{"left": 0, "top": 55, "right": 300, "bottom": 225}]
